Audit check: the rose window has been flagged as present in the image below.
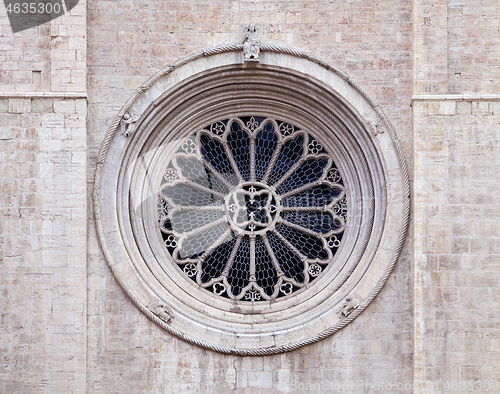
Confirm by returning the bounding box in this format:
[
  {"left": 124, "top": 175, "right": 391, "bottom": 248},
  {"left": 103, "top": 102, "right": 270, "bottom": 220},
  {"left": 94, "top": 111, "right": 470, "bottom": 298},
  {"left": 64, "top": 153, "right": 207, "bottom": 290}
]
[
  {"left": 96, "top": 49, "right": 410, "bottom": 353},
  {"left": 157, "top": 116, "right": 347, "bottom": 302}
]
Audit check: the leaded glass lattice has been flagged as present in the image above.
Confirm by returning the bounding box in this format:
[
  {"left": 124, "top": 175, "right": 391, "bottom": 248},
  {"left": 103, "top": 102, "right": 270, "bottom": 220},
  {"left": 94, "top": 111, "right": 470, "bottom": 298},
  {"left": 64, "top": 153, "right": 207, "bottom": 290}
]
[{"left": 158, "top": 117, "right": 347, "bottom": 301}]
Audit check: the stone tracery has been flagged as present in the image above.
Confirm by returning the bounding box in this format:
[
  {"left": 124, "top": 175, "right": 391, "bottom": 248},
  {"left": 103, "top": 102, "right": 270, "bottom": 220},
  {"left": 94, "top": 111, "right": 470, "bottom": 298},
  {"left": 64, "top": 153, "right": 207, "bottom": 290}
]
[{"left": 158, "top": 117, "right": 346, "bottom": 301}]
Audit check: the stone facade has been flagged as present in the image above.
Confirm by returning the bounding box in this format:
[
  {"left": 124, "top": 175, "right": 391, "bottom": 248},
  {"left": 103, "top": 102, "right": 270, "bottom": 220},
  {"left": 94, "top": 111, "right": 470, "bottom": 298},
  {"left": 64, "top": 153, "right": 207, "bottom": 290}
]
[
  {"left": 414, "top": 99, "right": 500, "bottom": 389},
  {"left": 0, "top": 1, "right": 498, "bottom": 393}
]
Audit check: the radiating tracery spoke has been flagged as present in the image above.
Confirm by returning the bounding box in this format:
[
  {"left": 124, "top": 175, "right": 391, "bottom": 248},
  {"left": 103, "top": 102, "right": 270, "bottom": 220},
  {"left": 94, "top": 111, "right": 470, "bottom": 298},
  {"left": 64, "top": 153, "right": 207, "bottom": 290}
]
[{"left": 158, "top": 117, "right": 348, "bottom": 301}]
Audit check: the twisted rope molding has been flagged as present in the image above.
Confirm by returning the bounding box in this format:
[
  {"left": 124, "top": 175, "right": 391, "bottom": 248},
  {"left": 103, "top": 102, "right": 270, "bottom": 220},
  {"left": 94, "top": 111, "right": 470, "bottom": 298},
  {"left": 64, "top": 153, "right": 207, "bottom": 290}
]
[{"left": 94, "top": 43, "right": 411, "bottom": 356}]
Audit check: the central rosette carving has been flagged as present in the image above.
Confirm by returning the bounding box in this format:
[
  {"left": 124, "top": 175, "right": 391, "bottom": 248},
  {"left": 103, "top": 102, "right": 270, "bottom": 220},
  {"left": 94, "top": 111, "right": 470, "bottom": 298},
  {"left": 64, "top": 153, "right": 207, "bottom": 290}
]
[{"left": 226, "top": 183, "right": 278, "bottom": 235}]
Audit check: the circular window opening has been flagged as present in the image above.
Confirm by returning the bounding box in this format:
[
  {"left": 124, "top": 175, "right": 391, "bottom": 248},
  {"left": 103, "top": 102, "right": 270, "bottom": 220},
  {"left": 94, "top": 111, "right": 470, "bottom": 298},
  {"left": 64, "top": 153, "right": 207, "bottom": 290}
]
[
  {"left": 158, "top": 117, "right": 347, "bottom": 302},
  {"left": 95, "top": 47, "right": 409, "bottom": 354}
]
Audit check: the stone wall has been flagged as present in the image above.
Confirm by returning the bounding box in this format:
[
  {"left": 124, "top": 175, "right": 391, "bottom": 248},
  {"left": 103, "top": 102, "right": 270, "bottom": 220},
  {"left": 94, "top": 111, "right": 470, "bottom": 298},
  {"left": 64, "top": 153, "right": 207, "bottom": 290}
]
[
  {"left": 0, "top": 2, "right": 87, "bottom": 393},
  {"left": 413, "top": 98, "right": 500, "bottom": 393},
  {"left": 412, "top": 0, "right": 500, "bottom": 389},
  {"left": 447, "top": 1, "right": 500, "bottom": 94},
  {"left": 414, "top": 0, "right": 500, "bottom": 95},
  {"left": 0, "top": 96, "right": 87, "bottom": 393},
  {"left": 0, "top": 6, "right": 85, "bottom": 92}
]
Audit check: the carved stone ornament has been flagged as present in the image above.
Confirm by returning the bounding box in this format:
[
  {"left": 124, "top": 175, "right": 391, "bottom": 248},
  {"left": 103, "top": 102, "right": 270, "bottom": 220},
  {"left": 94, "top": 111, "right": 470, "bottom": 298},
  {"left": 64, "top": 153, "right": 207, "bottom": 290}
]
[
  {"left": 338, "top": 295, "right": 361, "bottom": 318},
  {"left": 149, "top": 302, "right": 173, "bottom": 324},
  {"left": 94, "top": 43, "right": 410, "bottom": 355},
  {"left": 120, "top": 110, "right": 140, "bottom": 137},
  {"left": 243, "top": 24, "right": 260, "bottom": 62}
]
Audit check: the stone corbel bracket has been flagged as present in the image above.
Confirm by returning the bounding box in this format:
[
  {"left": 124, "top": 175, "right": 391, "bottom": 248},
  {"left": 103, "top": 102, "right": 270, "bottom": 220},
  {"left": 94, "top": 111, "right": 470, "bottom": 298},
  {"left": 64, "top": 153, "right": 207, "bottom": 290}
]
[
  {"left": 243, "top": 24, "right": 260, "bottom": 63},
  {"left": 120, "top": 108, "right": 141, "bottom": 137},
  {"left": 148, "top": 302, "right": 174, "bottom": 324},
  {"left": 337, "top": 294, "right": 362, "bottom": 319}
]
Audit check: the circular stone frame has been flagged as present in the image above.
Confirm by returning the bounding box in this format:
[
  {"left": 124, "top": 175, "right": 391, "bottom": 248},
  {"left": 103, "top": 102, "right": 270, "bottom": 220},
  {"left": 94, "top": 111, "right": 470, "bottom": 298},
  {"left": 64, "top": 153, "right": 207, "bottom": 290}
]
[{"left": 94, "top": 45, "right": 410, "bottom": 355}]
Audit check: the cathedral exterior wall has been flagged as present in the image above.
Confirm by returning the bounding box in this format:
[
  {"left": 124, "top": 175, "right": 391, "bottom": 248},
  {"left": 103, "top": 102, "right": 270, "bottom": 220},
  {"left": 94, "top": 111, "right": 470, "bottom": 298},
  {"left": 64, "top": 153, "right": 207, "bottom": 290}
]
[
  {"left": 0, "top": 95, "right": 87, "bottom": 393},
  {"left": 86, "top": 1, "right": 413, "bottom": 392},
  {"left": 0, "top": 0, "right": 499, "bottom": 393},
  {"left": 0, "top": 1, "right": 87, "bottom": 392},
  {"left": 413, "top": 98, "right": 500, "bottom": 392}
]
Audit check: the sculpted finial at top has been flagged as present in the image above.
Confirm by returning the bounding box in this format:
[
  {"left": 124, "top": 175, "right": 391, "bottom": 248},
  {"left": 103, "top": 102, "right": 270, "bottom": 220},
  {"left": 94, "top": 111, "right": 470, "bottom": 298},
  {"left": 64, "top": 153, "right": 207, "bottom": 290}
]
[{"left": 243, "top": 24, "right": 260, "bottom": 62}]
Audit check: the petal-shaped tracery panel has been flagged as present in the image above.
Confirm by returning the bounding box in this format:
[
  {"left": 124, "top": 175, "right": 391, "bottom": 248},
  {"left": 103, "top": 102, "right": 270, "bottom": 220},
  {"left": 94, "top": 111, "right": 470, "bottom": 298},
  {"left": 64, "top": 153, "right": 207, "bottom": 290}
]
[
  {"left": 267, "top": 134, "right": 305, "bottom": 185},
  {"left": 254, "top": 122, "right": 278, "bottom": 181}
]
